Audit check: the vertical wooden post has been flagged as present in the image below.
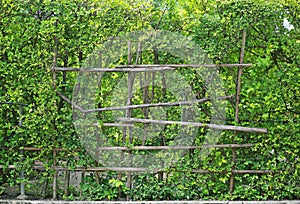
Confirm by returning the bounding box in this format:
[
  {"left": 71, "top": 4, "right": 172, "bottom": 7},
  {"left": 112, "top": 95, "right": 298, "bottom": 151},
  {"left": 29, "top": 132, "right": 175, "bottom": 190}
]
[
  {"left": 79, "top": 170, "right": 85, "bottom": 198},
  {"left": 142, "top": 44, "right": 150, "bottom": 145},
  {"left": 235, "top": 30, "right": 247, "bottom": 121},
  {"left": 63, "top": 168, "right": 70, "bottom": 196},
  {"left": 230, "top": 29, "right": 247, "bottom": 193},
  {"left": 95, "top": 51, "right": 103, "bottom": 187},
  {"left": 159, "top": 70, "right": 168, "bottom": 182},
  {"left": 142, "top": 71, "right": 150, "bottom": 145},
  {"left": 52, "top": 21, "right": 58, "bottom": 200},
  {"left": 52, "top": 150, "right": 57, "bottom": 200},
  {"left": 53, "top": 35, "right": 58, "bottom": 90},
  {"left": 17, "top": 104, "right": 27, "bottom": 199},
  {"left": 153, "top": 48, "right": 164, "bottom": 182},
  {"left": 121, "top": 41, "right": 132, "bottom": 149},
  {"left": 125, "top": 42, "right": 138, "bottom": 200},
  {"left": 19, "top": 105, "right": 25, "bottom": 196},
  {"left": 119, "top": 42, "right": 132, "bottom": 197}
]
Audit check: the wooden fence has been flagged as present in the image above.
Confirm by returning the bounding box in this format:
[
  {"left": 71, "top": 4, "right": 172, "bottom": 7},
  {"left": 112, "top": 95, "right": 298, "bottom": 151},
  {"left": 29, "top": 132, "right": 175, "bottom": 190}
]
[{"left": 0, "top": 30, "right": 272, "bottom": 200}]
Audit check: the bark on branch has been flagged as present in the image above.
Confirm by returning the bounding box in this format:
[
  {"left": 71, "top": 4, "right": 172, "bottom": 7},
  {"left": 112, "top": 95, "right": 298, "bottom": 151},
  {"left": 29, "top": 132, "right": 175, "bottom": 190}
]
[{"left": 118, "top": 117, "right": 267, "bottom": 133}]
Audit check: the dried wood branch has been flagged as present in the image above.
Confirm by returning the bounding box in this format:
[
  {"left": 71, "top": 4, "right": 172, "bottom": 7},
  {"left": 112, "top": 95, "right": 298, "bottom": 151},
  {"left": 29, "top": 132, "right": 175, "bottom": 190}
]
[
  {"left": 118, "top": 117, "right": 267, "bottom": 133},
  {"left": 0, "top": 165, "right": 272, "bottom": 174},
  {"left": 89, "top": 122, "right": 134, "bottom": 127},
  {"left": 231, "top": 29, "right": 248, "bottom": 193},
  {"left": 51, "top": 63, "right": 253, "bottom": 72},
  {"left": 116, "top": 64, "right": 253, "bottom": 68},
  {"left": 51, "top": 67, "right": 175, "bottom": 72},
  {"left": 2, "top": 143, "right": 253, "bottom": 152},
  {"left": 55, "top": 91, "right": 84, "bottom": 112},
  {"left": 83, "top": 95, "right": 233, "bottom": 113},
  {"left": 232, "top": 170, "right": 272, "bottom": 174},
  {"left": 94, "top": 144, "right": 253, "bottom": 151}
]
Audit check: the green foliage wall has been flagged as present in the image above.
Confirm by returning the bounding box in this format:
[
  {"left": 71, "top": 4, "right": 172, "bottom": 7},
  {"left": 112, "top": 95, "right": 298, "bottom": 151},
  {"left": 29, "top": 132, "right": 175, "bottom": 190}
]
[{"left": 0, "top": 0, "right": 299, "bottom": 200}]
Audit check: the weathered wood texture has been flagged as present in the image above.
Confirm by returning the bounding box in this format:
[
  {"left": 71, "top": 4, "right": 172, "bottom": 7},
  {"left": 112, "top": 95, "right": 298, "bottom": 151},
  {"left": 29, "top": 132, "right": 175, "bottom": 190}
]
[{"left": 118, "top": 117, "right": 267, "bottom": 133}]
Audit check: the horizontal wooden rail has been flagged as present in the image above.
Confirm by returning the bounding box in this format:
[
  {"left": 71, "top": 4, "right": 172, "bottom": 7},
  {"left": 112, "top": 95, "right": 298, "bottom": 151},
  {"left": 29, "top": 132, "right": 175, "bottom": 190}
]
[
  {"left": 0, "top": 165, "right": 152, "bottom": 172},
  {"left": 118, "top": 117, "right": 268, "bottom": 133},
  {"left": 95, "top": 144, "right": 254, "bottom": 151},
  {"left": 90, "top": 122, "right": 134, "bottom": 127},
  {"left": 1, "top": 147, "right": 81, "bottom": 151},
  {"left": 0, "top": 144, "right": 253, "bottom": 152},
  {"left": 51, "top": 64, "right": 253, "bottom": 72},
  {"left": 232, "top": 170, "right": 273, "bottom": 174},
  {"left": 52, "top": 67, "right": 174, "bottom": 72},
  {"left": 116, "top": 64, "right": 253, "bottom": 68},
  {"left": 0, "top": 165, "right": 45, "bottom": 170},
  {"left": 0, "top": 165, "right": 272, "bottom": 174}
]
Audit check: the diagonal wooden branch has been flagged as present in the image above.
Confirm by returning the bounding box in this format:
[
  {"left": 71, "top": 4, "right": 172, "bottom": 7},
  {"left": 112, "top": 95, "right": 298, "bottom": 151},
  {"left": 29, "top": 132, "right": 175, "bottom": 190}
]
[
  {"left": 55, "top": 91, "right": 233, "bottom": 113},
  {"left": 83, "top": 95, "right": 234, "bottom": 113},
  {"left": 55, "top": 91, "right": 85, "bottom": 112},
  {"left": 117, "top": 117, "right": 267, "bottom": 134}
]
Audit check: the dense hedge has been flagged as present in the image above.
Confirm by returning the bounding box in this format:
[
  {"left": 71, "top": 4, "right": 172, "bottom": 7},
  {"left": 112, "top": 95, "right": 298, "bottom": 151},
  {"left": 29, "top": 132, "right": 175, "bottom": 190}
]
[{"left": 0, "top": 0, "right": 299, "bottom": 200}]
